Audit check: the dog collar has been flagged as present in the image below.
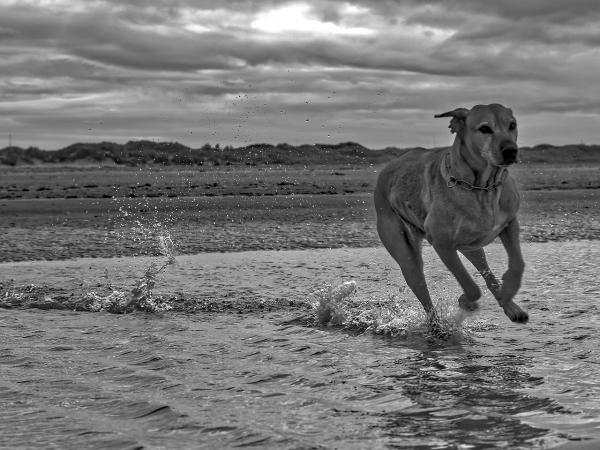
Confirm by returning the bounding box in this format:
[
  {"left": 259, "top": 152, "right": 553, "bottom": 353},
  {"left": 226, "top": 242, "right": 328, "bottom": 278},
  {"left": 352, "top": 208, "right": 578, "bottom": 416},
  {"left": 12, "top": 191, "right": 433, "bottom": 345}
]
[{"left": 444, "top": 152, "right": 506, "bottom": 192}]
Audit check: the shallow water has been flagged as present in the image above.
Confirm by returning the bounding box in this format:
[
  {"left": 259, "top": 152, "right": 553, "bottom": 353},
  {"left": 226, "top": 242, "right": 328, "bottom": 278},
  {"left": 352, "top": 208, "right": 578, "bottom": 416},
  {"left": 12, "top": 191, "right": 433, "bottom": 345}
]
[{"left": 1, "top": 242, "right": 599, "bottom": 449}]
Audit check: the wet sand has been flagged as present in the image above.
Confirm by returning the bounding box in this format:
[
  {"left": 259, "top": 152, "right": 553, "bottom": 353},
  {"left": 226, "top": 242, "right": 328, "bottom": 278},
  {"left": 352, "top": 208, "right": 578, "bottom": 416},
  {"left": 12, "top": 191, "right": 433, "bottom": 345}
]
[
  {"left": 0, "top": 189, "right": 598, "bottom": 262},
  {"left": 1, "top": 163, "right": 599, "bottom": 200}
]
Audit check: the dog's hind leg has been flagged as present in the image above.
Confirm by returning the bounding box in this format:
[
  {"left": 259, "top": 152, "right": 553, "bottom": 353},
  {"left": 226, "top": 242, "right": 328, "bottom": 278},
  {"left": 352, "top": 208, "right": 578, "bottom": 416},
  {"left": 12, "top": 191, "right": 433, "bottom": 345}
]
[
  {"left": 376, "top": 210, "right": 437, "bottom": 321},
  {"left": 460, "top": 248, "right": 501, "bottom": 309}
]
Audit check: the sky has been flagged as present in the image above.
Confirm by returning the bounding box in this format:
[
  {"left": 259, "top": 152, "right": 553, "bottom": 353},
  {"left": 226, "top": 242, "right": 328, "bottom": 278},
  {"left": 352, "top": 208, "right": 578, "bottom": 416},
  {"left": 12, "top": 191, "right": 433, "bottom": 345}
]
[{"left": 1, "top": 0, "right": 600, "bottom": 150}]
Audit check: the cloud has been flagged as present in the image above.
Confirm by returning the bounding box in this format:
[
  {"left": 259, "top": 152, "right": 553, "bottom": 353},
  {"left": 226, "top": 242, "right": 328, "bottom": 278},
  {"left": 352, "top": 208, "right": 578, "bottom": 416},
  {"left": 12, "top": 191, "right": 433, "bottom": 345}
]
[
  {"left": 250, "top": 3, "right": 375, "bottom": 36},
  {"left": 0, "top": 0, "right": 599, "bottom": 149}
]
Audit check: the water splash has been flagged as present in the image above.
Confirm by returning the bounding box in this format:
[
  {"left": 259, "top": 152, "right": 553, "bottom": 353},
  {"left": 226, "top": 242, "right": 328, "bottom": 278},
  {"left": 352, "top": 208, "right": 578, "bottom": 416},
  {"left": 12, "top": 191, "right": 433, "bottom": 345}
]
[
  {"left": 0, "top": 231, "right": 177, "bottom": 314},
  {"left": 79, "top": 231, "right": 176, "bottom": 313},
  {"left": 312, "top": 280, "right": 357, "bottom": 325},
  {"left": 84, "top": 203, "right": 178, "bottom": 313},
  {"left": 309, "top": 280, "right": 473, "bottom": 339}
]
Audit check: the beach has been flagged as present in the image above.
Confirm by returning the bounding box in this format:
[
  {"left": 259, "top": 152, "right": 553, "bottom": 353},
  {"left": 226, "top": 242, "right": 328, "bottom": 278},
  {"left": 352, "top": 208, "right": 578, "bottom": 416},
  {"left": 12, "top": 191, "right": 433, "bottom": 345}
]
[{"left": 1, "top": 162, "right": 599, "bottom": 449}]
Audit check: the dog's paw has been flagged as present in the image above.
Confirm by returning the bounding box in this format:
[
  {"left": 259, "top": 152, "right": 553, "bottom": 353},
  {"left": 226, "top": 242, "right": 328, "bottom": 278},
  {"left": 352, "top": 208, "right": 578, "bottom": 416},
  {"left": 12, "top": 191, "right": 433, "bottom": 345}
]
[
  {"left": 458, "top": 294, "right": 479, "bottom": 312},
  {"left": 429, "top": 325, "right": 451, "bottom": 340},
  {"left": 502, "top": 301, "right": 529, "bottom": 323},
  {"left": 427, "top": 317, "right": 452, "bottom": 340}
]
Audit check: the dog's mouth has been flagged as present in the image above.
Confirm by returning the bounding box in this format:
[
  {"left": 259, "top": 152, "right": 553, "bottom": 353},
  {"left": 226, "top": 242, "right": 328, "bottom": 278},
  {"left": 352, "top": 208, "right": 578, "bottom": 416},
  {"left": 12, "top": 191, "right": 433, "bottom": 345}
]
[{"left": 500, "top": 158, "right": 517, "bottom": 166}]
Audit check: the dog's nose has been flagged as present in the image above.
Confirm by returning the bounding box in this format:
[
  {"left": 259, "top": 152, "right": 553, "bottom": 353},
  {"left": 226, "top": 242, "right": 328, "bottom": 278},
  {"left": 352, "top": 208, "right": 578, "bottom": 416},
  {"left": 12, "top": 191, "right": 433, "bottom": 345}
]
[{"left": 501, "top": 145, "right": 518, "bottom": 164}]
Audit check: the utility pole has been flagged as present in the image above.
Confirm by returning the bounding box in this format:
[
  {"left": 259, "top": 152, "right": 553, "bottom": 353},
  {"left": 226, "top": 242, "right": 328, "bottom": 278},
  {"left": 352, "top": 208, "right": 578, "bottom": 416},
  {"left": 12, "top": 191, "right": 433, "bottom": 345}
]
[{"left": 8, "top": 133, "right": 11, "bottom": 147}]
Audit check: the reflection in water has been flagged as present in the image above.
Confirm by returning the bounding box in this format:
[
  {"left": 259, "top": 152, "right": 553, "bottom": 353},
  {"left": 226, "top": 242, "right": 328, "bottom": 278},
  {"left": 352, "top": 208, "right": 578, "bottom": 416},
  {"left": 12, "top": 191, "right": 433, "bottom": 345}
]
[{"left": 382, "top": 349, "right": 557, "bottom": 449}]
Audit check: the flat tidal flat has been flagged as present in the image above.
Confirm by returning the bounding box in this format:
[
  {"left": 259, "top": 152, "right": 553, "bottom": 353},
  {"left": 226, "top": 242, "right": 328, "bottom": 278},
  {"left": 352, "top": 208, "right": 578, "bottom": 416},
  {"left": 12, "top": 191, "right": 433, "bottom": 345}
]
[
  {"left": 0, "top": 163, "right": 598, "bottom": 261},
  {"left": 1, "top": 162, "right": 599, "bottom": 449}
]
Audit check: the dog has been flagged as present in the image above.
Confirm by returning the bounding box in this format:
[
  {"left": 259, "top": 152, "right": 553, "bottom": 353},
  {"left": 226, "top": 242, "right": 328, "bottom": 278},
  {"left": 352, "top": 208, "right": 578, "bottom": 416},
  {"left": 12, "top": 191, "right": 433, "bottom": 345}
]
[{"left": 374, "top": 104, "right": 528, "bottom": 334}]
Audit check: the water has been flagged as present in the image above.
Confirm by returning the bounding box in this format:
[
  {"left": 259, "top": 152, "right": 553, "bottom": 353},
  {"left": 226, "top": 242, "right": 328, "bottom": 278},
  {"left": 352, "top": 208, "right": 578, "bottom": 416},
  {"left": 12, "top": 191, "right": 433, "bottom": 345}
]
[{"left": 1, "top": 242, "right": 599, "bottom": 449}]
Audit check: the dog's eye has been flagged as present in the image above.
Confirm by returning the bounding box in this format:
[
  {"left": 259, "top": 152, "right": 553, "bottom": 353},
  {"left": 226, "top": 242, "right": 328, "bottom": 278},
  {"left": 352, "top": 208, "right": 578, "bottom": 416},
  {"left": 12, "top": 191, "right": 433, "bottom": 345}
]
[
  {"left": 509, "top": 122, "right": 517, "bottom": 131},
  {"left": 478, "top": 125, "right": 493, "bottom": 134}
]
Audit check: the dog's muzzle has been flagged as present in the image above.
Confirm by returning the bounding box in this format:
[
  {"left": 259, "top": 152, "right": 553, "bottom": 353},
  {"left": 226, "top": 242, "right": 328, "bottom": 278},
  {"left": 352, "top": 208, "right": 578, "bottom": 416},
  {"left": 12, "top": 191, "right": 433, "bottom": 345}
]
[{"left": 501, "top": 145, "right": 518, "bottom": 165}]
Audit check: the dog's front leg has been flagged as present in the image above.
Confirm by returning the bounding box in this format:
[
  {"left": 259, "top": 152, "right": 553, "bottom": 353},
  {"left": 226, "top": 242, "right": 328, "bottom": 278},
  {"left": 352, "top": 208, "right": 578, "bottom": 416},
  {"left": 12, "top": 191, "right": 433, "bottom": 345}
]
[
  {"left": 433, "top": 245, "right": 482, "bottom": 311},
  {"left": 498, "top": 219, "right": 529, "bottom": 323},
  {"left": 460, "top": 248, "right": 501, "bottom": 304}
]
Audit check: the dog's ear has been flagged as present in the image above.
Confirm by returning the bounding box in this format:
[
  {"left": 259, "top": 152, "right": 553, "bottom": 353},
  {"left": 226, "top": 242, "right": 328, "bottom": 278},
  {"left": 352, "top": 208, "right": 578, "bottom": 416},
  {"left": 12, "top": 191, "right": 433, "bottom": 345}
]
[{"left": 434, "top": 108, "right": 469, "bottom": 134}]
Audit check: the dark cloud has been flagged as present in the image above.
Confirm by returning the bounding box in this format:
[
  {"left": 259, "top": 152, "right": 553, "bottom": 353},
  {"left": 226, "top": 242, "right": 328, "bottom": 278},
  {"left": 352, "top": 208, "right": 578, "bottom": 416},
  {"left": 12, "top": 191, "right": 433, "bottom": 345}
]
[
  {"left": 2, "top": 1, "right": 597, "bottom": 77},
  {"left": 0, "top": 0, "right": 599, "bottom": 149},
  {"left": 360, "top": 0, "right": 600, "bottom": 24}
]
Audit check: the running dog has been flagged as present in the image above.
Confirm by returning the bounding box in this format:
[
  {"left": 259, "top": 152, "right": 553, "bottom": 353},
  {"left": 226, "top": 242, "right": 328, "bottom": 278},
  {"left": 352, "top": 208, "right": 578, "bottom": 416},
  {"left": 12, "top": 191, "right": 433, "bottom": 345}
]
[{"left": 374, "top": 104, "right": 528, "bottom": 334}]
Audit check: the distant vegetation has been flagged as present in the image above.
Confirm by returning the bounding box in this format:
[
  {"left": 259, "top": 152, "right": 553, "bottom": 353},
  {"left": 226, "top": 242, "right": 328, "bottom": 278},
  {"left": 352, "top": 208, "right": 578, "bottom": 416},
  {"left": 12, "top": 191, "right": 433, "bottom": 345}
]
[{"left": 1, "top": 140, "right": 599, "bottom": 166}]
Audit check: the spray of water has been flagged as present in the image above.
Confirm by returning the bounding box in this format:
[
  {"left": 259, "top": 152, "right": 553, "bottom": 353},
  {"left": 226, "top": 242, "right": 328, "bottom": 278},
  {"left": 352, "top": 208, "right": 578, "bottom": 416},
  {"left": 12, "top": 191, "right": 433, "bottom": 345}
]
[
  {"left": 0, "top": 228, "right": 178, "bottom": 313},
  {"left": 309, "top": 280, "right": 477, "bottom": 339},
  {"left": 79, "top": 231, "right": 177, "bottom": 313}
]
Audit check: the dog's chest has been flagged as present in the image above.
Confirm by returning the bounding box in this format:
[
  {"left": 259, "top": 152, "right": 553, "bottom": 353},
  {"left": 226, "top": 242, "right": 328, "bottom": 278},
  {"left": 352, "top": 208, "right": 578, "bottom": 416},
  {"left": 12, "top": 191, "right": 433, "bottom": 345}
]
[
  {"left": 425, "top": 190, "right": 515, "bottom": 249},
  {"left": 456, "top": 209, "right": 509, "bottom": 245},
  {"left": 451, "top": 196, "right": 512, "bottom": 247}
]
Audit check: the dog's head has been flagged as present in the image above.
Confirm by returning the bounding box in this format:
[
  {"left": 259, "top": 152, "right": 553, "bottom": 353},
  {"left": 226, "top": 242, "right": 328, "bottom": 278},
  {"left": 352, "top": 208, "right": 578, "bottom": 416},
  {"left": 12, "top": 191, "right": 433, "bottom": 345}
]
[{"left": 435, "top": 104, "right": 519, "bottom": 167}]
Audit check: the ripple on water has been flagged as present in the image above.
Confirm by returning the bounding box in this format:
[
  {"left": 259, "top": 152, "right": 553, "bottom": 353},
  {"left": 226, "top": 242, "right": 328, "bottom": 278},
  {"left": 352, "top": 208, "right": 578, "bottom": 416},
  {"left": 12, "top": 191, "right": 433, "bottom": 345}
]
[{"left": 0, "top": 241, "right": 599, "bottom": 448}]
